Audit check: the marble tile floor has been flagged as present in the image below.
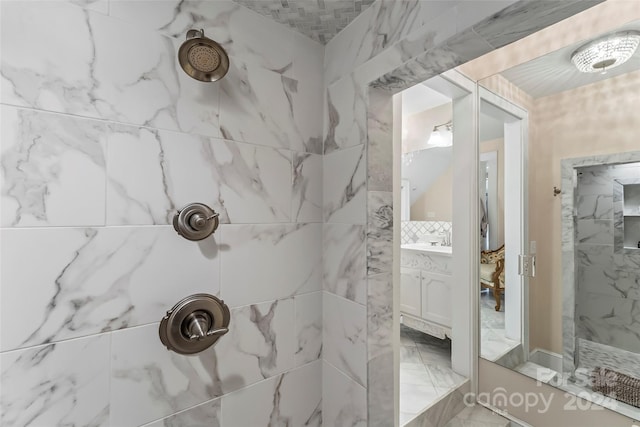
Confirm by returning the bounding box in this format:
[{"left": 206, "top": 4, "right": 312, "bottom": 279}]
[
  {"left": 480, "top": 292, "right": 520, "bottom": 361},
  {"left": 400, "top": 325, "right": 467, "bottom": 425},
  {"left": 443, "top": 404, "right": 512, "bottom": 427},
  {"left": 514, "top": 361, "right": 558, "bottom": 384}
]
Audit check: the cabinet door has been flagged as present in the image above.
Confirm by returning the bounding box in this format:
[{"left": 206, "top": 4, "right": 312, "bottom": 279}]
[
  {"left": 400, "top": 268, "right": 421, "bottom": 317},
  {"left": 421, "top": 271, "right": 452, "bottom": 327}
]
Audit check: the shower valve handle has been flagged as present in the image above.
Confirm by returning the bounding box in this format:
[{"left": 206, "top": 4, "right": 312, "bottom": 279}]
[
  {"left": 173, "top": 203, "right": 220, "bottom": 241},
  {"left": 189, "top": 212, "right": 219, "bottom": 230},
  {"left": 188, "top": 328, "right": 230, "bottom": 341}
]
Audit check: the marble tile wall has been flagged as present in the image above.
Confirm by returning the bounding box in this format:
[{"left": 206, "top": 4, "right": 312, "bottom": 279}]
[
  {"left": 575, "top": 163, "right": 640, "bottom": 355},
  {"left": 577, "top": 338, "right": 640, "bottom": 381},
  {"left": 1, "top": 0, "right": 604, "bottom": 425},
  {"left": 0, "top": 1, "right": 323, "bottom": 426}
]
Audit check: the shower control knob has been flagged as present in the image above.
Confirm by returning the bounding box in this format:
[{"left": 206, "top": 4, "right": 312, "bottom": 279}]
[
  {"left": 159, "top": 294, "right": 231, "bottom": 355},
  {"left": 173, "top": 203, "right": 219, "bottom": 241},
  {"left": 189, "top": 213, "right": 208, "bottom": 230}
]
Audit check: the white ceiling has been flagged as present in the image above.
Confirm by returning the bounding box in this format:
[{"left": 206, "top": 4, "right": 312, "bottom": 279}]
[
  {"left": 401, "top": 84, "right": 451, "bottom": 118},
  {"left": 500, "top": 21, "right": 640, "bottom": 99},
  {"left": 233, "top": 0, "right": 375, "bottom": 44}
]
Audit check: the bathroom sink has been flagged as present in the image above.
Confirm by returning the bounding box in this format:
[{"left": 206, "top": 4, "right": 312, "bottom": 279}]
[{"left": 401, "top": 243, "right": 452, "bottom": 255}]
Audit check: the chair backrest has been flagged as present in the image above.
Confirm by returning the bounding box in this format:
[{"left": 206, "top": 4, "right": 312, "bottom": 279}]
[{"left": 481, "top": 244, "right": 505, "bottom": 264}]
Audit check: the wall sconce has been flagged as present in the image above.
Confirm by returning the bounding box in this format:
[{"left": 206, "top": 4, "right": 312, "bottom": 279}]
[{"left": 427, "top": 120, "right": 453, "bottom": 147}]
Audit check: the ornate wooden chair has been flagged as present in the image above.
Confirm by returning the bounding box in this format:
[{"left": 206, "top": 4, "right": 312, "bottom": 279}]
[{"left": 480, "top": 245, "right": 505, "bottom": 311}]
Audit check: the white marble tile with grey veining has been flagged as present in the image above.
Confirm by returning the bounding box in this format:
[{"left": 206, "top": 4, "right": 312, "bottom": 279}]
[
  {"left": 577, "top": 338, "right": 640, "bottom": 380},
  {"left": 291, "top": 34, "right": 324, "bottom": 154},
  {"left": 561, "top": 167, "right": 576, "bottom": 374},
  {"left": 293, "top": 152, "right": 322, "bottom": 223},
  {"left": 623, "top": 182, "right": 640, "bottom": 216},
  {"left": 575, "top": 243, "right": 613, "bottom": 270},
  {"left": 215, "top": 299, "right": 295, "bottom": 393},
  {"left": 109, "top": 0, "right": 296, "bottom": 76},
  {"left": 579, "top": 260, "right": 640, "bottom": 301},
  {"left": 324, "top": 76, "right": 367, "bottom": 153},
  {"left": 371, "top": 40, "right": 472, "bottom": 91},
  {"left": 404, "top": 382, "right": 471, "bottom": 427},
  {"left": 0, "top": 226, "right": 219, "bottom": 351},
  {"left": 1, "top": 106, "right": 107, "bottom": 227},
  {"left": 493, "top": 345, "right": 524, "bottom": 371},
  {"left": 221, "top": 360, "right": 322, "bottom": 427},
  {"left": 323, "top": 144, "right": 366, "bottom": 223},
  {"left": 562, "top": 312, "right": 577, "bottom": 374},
  {"left": 72, "top": 0, "right": 109, "bottom": 14},
  {"left": 368, "top": 351, "right": 394, "bottom": 427},
  {"left": 576, "top": 219, "right": 613, "bottom": 245},
  {"left": 471, "top": 0, "right": 594, "bottom": 49},
  {"left": 577, "top": 168, "right": 614, "bottom": 196},
  {"left": 367, "top": 88, "right": 393, "bottom": 192},
  {"left": 219, "top": 57, "right": 321, "bottom": 153},
  {"left": 368, "top": 273, "right": 393, "bottom": 361},
  {"left": 368, "top": 191, "right": 393, "bottom": 275},
  {"left": 577, "top": 194, "right": 613, "bottom": 220},
  {"left": 294, "top": 292, "right": 322, "bottom": 367},
  {"left": 353, "top": 3, "right": 463, "bottom": 87},
  {"left": 219, "top": 223, "right": 322, "bottom": 308},
  {"left": 576, "top": 291, "right": 640, "bottom": 354},
  {"left": 614, "top": 182, "right": 625, "bottom": 250},
  {"left": 0, "top": 335, "right": 110, "bottom": 427},
  {"left": 1, "top": 1, "right": 220, "bottom": 137},
  {"left": 323, "top": 292, "right": 367, "bottom": 387},
  {"left": 107, "top": 125, "right": 292, "bottom": 225},
  {"left": 323, "top": 0, "right": 458, "bottom": 86},
  {"left": 323, "top": 361, "right": 367, "bottom": 427},
  {"left": 366, "top": 0, "right": 446, "bottom": 56},
  {"left": 323, "top": 223, "right": 366, "bottom": 304},
  {"left": 400, "top": 383, "right": 442, "bottom": 416},
  {"left": 323, "top": 1, "right": 377, "bottom": 85},
  {"left": 142, "top": 399, "right": 221, "bottom": 427},
  {"left": 110, "top": 323, "right": 222, "bottom": 427}
]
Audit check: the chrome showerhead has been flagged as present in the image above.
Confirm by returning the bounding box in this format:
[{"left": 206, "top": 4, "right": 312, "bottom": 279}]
[{"left": 178, "top": 29, "right": 229, "bottom": 82}]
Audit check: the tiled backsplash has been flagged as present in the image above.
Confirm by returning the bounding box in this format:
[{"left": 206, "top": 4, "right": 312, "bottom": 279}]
[{"left": 401, "top": 221, "right": 452, "bottom": 244}]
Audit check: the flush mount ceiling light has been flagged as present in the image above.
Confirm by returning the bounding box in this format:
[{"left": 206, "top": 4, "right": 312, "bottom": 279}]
[
  {"left": 427, "top": 120, "right": 453, "bottom": 147},
  {"left": 571, "top": 31, "right": 640, "bottom": 74}
]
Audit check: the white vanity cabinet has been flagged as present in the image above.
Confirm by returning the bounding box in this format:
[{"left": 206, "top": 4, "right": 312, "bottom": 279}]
[
  {"left": 400, "top": 244, "right": 453, "bottom": 339},
  {"left": 400, "top": 268, "right": 422, "bottom": 317}
]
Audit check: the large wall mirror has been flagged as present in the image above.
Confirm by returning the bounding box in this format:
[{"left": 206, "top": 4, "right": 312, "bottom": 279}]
[{"left": 472, "top": 13, "right": 640, "bottom": 421}]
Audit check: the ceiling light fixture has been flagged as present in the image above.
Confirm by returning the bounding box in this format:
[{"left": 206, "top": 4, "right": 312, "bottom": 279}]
[
  {"left": 571, "top": 31, "right": 640, "bottom": 74},
  {"left": 427, "top": 120, "right": 453, "bottom": 147}
]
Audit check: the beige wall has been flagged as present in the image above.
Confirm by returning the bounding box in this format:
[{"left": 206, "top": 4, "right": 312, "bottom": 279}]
[
  {"left": 410, "top": 164, "right": 452, "bottom": 221},
  {"left": 471, "top": 57, "right": 640, "bottom": 356},
  {"left": 456, "top": 2, "right": 640, "bottom": 424},
  {"left": 457, "top": 0, "right": 640, "bottom": 354},
  {"left": 403, "top": 103, "right": 451, "bottom": 154},
  {"left": 529, "top": 68, "right": 640, "bottom": 353}
]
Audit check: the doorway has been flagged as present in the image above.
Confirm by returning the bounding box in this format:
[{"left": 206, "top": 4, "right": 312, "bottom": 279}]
[{"left": 393, "top": 71, "right": 478, "bottom": 426}]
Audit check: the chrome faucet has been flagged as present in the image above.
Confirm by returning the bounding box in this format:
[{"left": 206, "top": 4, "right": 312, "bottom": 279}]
[{"left": 440, "top": 230, "right": 452, "bottom": 247}]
